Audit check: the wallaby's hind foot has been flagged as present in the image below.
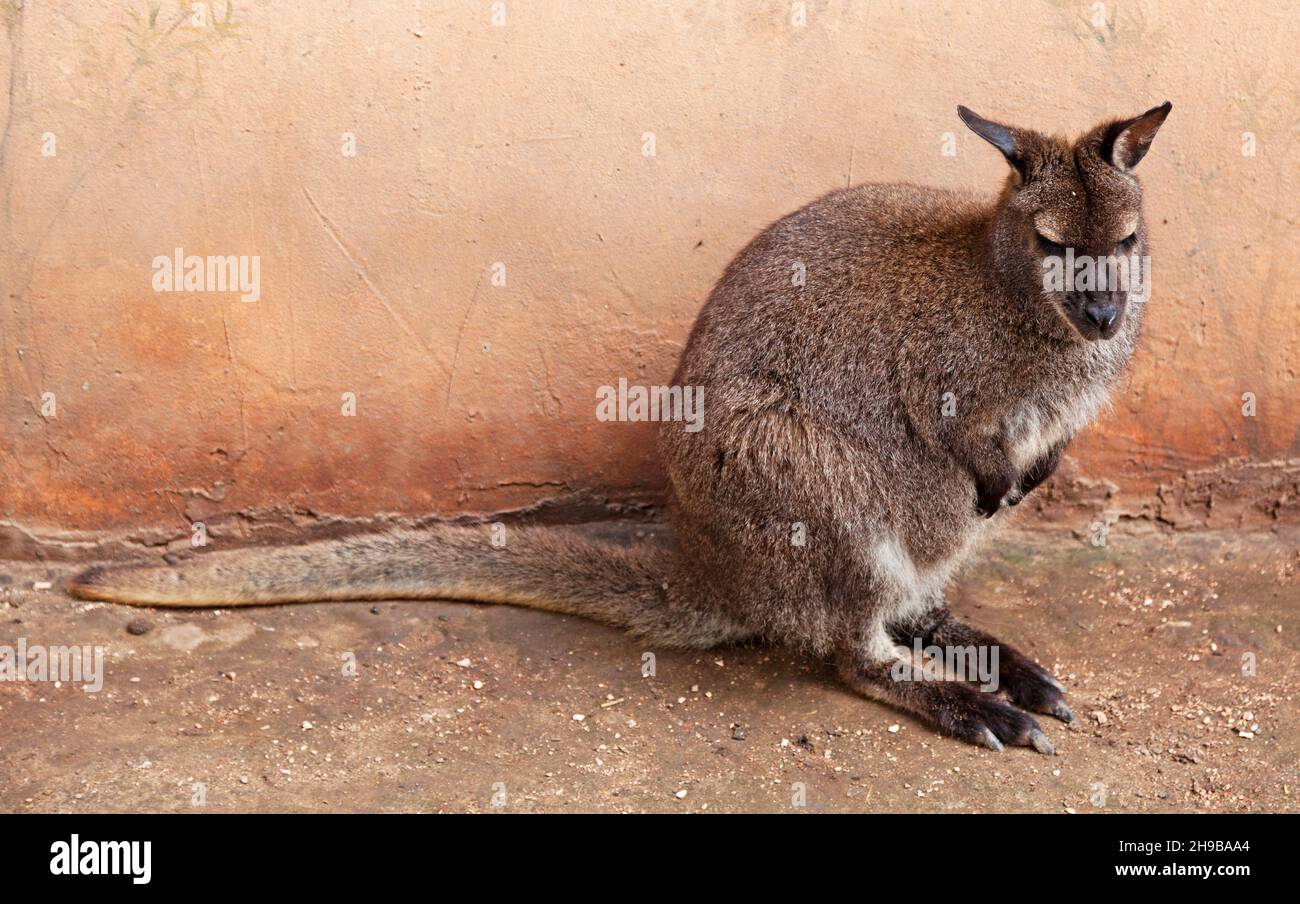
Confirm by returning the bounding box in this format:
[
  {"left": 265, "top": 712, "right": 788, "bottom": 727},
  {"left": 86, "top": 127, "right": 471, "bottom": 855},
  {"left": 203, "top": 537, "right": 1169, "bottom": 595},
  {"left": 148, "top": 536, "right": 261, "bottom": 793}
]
[
  {"left": 902, "top": 611, "right": 1075, "bottom": 724},
  {"left": 837, "top": 634, "right": 1056, "bottom": 755}
]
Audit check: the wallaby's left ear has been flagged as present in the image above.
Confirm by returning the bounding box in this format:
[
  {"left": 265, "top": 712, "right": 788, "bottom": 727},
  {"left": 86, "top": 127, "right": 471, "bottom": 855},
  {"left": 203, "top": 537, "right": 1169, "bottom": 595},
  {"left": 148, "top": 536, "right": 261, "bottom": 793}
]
[
  {"left": 1106, "top": 101, "right": 1172, "bottom": 171},
  {"left": 957, "top": 105, "right": 1023, "bottom": 173}
]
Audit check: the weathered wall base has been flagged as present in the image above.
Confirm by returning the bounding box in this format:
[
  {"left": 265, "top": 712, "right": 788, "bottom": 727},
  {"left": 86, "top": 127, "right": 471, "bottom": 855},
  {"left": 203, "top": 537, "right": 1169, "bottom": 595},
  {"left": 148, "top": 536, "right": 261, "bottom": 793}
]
[
  {"left": 5, "top": 458, "right": 1299, "bottom": 564},
  {"left": 1023, "top": 457, "right": 1300, "bottom": 533},
  {"left": 0, "top": 489, "right": 657, "bottom": 563}
]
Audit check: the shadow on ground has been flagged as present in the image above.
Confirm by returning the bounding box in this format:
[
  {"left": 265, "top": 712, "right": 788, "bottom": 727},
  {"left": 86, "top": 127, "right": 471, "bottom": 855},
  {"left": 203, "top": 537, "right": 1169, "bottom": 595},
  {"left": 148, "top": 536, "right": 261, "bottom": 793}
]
[{"left": 1, "top": 523, "right": 1296, "bottom": 813}]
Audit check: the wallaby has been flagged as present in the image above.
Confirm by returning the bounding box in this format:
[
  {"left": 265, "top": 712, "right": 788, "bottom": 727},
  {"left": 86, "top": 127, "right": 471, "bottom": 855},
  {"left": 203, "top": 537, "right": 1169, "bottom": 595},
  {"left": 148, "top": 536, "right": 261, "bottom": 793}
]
[{"left": 71, "top": 103, "right": 1171, "bottom": 753}]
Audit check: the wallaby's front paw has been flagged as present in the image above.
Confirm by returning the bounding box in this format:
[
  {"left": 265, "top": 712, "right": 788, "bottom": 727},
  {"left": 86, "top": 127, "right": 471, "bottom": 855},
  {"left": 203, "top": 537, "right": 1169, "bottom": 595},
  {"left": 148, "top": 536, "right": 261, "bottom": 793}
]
[
  {"left": 975, "top": 470, "right": 1016, "bottom": 517},
  {"left": 1015, "top": 443, "right": 1065, "bottom": 502}
]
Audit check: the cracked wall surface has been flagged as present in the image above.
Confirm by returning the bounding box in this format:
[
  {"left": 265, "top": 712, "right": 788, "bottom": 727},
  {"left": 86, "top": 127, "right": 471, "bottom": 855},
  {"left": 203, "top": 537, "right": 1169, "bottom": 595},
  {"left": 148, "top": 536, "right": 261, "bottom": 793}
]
[{"left": 2, "top": 2, "right": 1298, "bottom": 546}]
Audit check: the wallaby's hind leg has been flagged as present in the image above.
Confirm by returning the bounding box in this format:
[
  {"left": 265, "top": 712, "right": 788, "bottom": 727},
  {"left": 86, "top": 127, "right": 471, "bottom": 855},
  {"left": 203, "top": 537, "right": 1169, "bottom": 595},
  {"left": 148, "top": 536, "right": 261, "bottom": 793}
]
[
  {"left": 837, "top": 622, "right": 1055, "bottom": 754},
  {"left": 890, "top": 609, "right": 1075, "bottom": 723}
]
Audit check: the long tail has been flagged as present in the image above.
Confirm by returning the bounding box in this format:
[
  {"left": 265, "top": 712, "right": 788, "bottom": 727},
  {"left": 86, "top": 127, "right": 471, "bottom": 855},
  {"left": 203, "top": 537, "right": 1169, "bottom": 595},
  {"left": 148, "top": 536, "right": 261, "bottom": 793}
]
[{"left": 68, "top": 524, "right": 740, "bottom": 647}]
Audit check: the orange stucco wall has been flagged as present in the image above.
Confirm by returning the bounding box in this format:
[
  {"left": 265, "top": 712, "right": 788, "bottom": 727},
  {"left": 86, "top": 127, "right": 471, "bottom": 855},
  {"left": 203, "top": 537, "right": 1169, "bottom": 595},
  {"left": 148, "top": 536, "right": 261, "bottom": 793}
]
[{"left": 2, "top": 1, "right": 1298, "bottom": 544}]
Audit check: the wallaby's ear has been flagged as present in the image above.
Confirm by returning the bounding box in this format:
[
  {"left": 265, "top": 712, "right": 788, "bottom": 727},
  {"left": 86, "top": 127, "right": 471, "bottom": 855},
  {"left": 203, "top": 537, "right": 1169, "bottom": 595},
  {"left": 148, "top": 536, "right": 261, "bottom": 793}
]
[
  {"left": 1104, "top": 101, "right": 1172, "bottom": 171},
  {"left": 957, "top": 105, "right": 1022, "bottom": 173}
]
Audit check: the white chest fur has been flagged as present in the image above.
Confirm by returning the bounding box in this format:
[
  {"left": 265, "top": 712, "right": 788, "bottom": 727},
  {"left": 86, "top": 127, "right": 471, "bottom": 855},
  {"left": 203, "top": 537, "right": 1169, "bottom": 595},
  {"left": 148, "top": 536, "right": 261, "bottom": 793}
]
[{"left": 1004, "top": 382, "right": 1112, "bottom": 471}]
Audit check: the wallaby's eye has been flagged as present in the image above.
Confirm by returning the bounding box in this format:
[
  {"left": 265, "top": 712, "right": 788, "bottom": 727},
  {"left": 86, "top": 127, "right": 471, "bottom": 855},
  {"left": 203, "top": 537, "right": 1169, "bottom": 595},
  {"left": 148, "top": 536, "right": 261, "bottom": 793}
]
[
  {"left": 1035, "top": 232, "right": 1066, "bottom": 257},
  {"left": 1117, "top": 231, "right": 1137, "bottom": 252}
]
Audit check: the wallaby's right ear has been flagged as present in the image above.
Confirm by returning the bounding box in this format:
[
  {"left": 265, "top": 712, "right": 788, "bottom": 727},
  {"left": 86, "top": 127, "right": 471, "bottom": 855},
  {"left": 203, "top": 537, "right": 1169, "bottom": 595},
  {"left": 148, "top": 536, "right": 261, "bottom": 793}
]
[
  {"left": 958, "top": 105, "right": 1023, "bottom": 175},
  {"left": 1103, "top": 101, "right": 1172, "bottom": 171}
]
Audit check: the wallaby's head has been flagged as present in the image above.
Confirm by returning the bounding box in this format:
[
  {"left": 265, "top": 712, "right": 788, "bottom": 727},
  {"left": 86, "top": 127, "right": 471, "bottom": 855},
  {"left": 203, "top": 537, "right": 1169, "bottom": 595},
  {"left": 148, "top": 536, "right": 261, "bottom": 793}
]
[{"left": 959, "top": 103, "right": 1172, "bottom": 341}]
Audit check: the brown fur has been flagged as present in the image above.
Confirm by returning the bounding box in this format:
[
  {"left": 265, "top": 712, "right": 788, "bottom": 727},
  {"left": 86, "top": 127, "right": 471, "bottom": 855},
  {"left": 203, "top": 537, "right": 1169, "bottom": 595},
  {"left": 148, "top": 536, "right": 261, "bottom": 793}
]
[{"left": 71, "top": 104, "right": 1172, "bottom": 752}]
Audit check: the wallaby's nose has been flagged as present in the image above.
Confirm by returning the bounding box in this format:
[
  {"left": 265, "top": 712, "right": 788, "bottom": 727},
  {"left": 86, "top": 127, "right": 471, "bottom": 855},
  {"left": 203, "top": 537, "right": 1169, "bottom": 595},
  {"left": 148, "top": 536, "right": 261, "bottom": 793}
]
[{"left": 1084, "top": 303, "right": 1118, "bottom": 332}]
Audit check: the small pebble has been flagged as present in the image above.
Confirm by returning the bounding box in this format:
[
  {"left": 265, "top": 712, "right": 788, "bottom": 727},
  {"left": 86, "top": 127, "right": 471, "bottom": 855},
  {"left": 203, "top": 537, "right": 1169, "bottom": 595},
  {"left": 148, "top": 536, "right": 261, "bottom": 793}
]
[
  {"left": 674, "top": 789, "right": 688, "bottom": 799},
  {"left": 125, "top": 619, "right": 153, "bottom": 636}
]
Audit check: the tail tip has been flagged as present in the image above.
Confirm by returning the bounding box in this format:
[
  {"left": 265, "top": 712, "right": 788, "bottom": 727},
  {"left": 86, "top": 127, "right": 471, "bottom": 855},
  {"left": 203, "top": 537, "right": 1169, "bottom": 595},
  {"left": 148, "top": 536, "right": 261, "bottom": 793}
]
[{"left": 67, "top": 565, "right": 111, "bottom": 600}]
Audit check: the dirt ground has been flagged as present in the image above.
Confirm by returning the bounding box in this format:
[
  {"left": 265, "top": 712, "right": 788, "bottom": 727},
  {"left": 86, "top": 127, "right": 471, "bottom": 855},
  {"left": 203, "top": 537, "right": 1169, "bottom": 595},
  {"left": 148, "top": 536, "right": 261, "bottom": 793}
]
[{"left": 1, "top": 522, "right": 1296, "bottom": 813}]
